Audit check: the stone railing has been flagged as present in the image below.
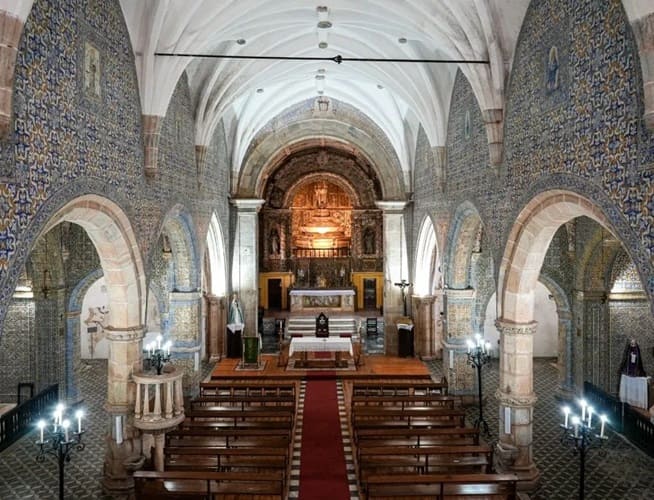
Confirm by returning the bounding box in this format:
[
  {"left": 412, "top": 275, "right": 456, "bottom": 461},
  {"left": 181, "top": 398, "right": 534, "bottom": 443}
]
[{"left": 133, "top": 368, "right": 185, "bottom": 431}]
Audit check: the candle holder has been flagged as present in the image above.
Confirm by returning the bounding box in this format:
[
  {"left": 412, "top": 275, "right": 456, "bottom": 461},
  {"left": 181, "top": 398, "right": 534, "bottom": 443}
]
[
  {"left": 144, "top": 335, "right": 172, "bottom": 375},
  {"left": 35, "top": 403, "right": 86, "bottom": 500},
  {"left": 559, "top": 399, "right": 609, "bottom": 500},
  {"left": 466, "top": 334, "right": 492, "bottom": 436}
]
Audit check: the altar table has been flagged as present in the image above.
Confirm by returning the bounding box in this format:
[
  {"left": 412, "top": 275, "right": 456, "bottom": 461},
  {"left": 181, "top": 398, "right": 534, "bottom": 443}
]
[
  {"left": 619, "top": 374, "right": 650, "bottom": 409},
  {"left": 289, "top": 337, "right": 353, "bottom": 368}
]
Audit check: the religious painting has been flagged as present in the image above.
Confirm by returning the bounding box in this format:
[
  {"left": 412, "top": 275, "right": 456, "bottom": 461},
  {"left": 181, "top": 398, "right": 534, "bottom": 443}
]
[{"left": 84, "top": 42, "right": 101, "bottom": 98}]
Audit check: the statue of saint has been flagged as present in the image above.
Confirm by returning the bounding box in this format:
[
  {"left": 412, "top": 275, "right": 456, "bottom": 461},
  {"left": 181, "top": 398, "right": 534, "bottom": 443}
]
[
  {"left": 228, "top": 293, "right": 244, "bottom": 327},
  {"left": 315, "top": 182, "right": 328, "bottom": 208},
  {"left": 620, "top": 338, "right": 646, "bottom": 377},
  {"left": 270, "top": 228, "right": 280, "bottom": 255}
]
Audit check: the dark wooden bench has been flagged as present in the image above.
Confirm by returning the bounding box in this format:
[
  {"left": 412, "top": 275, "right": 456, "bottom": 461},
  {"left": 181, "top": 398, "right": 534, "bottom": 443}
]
[
  {"left": 351, "top": 394, "right": 459, "bottom": 410},
  {"left": 164, "top": 446, "right": 289, "bottom": 476},
  {"left": 190, "top": 394, "right": 296, "bottom": 410},
  {"left": 179, "top": 418, "right": 294, "bottom": 431},
  {"left": 358, "top": 445, "right": 493, "bottom": 478},
  {"left": 184, "top": 406, "right": 295, "bottom": 427},
  {"left": 354, "top": 426, "right": 480, "bottom": 446},
  {"left": 352, "top": 407, "right": 466, "bottom": 428},
  {"left": 364, "top": 473, "right": 518, "bottom": 499},
  {"left": 166, "top": 427, "right": 292, "bottom": 449},
  {"left": 200, "top": 381, "right": 297, "bottom": 398},
  {"left": 352, "top": 381, "right": 448, "bottom": 397},
  {"left": 134, "top": 470, "right": 284, "bottom": 499}
]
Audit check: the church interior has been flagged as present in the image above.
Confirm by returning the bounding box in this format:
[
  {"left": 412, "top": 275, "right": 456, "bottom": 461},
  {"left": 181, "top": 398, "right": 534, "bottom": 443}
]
[{"left": 1, "top": 1, "right": 654, "bottom": 499}]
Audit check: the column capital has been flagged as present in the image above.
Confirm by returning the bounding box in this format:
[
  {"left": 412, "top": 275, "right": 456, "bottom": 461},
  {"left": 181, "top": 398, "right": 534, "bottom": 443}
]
[
  {"left": 495, "top": 389, "right": 538, "bottom": 408},
  {"left": 170, "top": 290, "right": 202, "bottom": 301},
  {"left": 444, "top": 287, "right": 476, "bottom": 299},
  {"left": 104, "top": 325, "right": 145, "bottom": 342},
  {"left": 231, "top": 198, "right": 265, "bottom": 211},
  {"left": 412, "top": 294, "right": 436, "bottom": 306},
  {"left": 495, "top": 319, "right": 537, "bottom": 336},
  {"left": 375, "top": 200, "right": 408, "bottom": 212}
]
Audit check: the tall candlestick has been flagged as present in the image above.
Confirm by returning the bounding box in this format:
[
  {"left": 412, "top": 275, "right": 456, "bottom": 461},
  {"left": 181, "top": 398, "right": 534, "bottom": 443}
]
[
  {"left": 587, "top": 406, "right": 593, "bottom": 427},
  {"left": 600, "top": 415, "right": 607, "bottom": 438},
  {"left": 563, "top": 406, "right": 570, "bottom": 428},
  {"left": 62, "top": 420, "right": 70, "bottom": 442}
]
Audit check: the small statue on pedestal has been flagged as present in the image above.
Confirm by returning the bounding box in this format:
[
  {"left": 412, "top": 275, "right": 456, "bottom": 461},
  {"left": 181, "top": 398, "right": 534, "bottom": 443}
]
[{"left": 619, "top": 338, "right": 646, "bottom": 377}]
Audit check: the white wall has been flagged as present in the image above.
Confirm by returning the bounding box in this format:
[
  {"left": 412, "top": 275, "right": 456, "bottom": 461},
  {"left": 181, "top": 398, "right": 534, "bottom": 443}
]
[{"left": 483, "top": 281, "right": 558, "bottom": 357}]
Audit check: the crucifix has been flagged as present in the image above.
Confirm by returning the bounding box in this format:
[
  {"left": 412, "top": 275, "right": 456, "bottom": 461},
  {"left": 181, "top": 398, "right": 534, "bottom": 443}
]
[{"left": 394, "top": 279, "right": 412, "bottom": 317}]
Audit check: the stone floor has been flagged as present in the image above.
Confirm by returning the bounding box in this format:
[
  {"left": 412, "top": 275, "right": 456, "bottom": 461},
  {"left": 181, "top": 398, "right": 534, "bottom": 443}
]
[{"left": 2, "top": 357, "right": 654, "bottom": 498}]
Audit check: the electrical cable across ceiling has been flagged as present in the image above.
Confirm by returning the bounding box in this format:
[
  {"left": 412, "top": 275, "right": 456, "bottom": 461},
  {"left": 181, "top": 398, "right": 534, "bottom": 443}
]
[{"left": 154, "top": 53, "right": 489, "bottom": 65}]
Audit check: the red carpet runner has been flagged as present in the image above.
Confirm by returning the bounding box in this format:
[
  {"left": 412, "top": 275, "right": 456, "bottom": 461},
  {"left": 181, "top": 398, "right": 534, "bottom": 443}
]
[{"left": 299, "top": 378, "right": 350, "bottom": 500}]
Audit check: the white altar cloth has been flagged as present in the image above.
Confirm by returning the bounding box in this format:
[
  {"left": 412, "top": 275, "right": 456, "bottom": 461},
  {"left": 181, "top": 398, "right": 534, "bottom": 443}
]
[
  {"left": 619, "top": 374, "right": 650, "bottom": 409},
  {"left": 289, "top": 337, "right": 353, "bottom": 357}
]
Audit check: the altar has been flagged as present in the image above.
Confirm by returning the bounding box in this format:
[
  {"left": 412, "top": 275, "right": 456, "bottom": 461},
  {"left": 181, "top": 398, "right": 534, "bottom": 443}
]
[{"left": 289, "top": 288, "right": 355, "bottom": 313}]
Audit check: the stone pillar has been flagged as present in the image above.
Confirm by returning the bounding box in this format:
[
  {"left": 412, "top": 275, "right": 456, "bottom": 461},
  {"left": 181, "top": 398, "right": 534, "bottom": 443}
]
[
  {"left": 431, "top": 146, "right": 446, "bottom": 192},
  {"left": 631, "top": 13, "right": 654, "bottom": 130},
  {"left": 482, "top": 108, "right": 503, "bottom": 166},
  {"left": 442, "top": 287, "right": 476, "bottom": 398},
  {"left": 231, "top": 199, "right": 265, "bottom": 336},
  {"left": 495, "top": 319, "right": 540, "bottom": 490},
  {"left": 169, "top": 291, "right": 202, "bottom": 390},
  {"left": 375, "top": 201, "right": 408, "bottom": 356},
  {"left": 206, "top": 294, "right": 225, "bottom": 361},
  {"left": 102, "top": 325, "right": 145, "bottom": 498},
  {"left": 412, "top": 295, "right": 436, "bottom": 359},
  {"left": 143, "top": 115, "right": 163, "bottom": 178},
  {"left": 558, "top": 311, "right": 575, "bottom": 396},
  {"left": 65, "top": 310, "right": 81, "bottom": 401},
  {"left": 0, "top": 10, "right": 24, "bottom": 139}
]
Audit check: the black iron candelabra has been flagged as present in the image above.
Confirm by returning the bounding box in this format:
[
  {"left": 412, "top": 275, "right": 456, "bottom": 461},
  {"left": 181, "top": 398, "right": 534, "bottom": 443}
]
[
  {"left": 35, "top": 403, "right": 85, "bottom": 500},
  {"left": 144, "top": 335, "right": 172, "bottom": 375},
  {"left": 560, "top": 400, "right": 608, "bottom": 500},
  {"left": 466, "top": 334, "right": 492, "bottom": 435}
]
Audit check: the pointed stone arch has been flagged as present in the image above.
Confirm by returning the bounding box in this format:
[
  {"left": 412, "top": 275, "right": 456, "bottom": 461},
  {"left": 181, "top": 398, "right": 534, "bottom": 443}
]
[
  {"left": 204, "top": 213, "right": 228, "bottom": 361},
  {"left": 414, "top": 216, "right": 439, "bottom": 296}
]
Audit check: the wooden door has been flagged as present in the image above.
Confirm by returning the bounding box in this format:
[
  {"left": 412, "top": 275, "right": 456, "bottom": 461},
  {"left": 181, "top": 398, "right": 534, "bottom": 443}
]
[
  {"left": 268, "top": 278, "right": 282, "bottom": 310},
  {"left": 363, "top": 278, "right": 376, "bottom": 310}
]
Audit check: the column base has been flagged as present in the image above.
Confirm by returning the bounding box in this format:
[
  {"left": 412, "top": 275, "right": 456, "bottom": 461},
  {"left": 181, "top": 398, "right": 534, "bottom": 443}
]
[
  {"left": 102, "top": 438, "right": 144, "bottom": 499},
  {"left": 495, "top": 441, "right": 540, "bottom": 492}
]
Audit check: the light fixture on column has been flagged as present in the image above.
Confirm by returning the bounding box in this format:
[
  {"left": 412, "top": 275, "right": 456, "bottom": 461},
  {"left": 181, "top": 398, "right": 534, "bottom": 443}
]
[
  {"left": 144, "top": 334, "right": 172, "bottom": 375},
  {"left": 35, "top": 403, "right": 86, "bottom": 500},
  {"left": 466, "top": 333, "right": 492, "bottom": 435},
  {"left": 560, "top": 399, "right": 608, "bottom": 499}
]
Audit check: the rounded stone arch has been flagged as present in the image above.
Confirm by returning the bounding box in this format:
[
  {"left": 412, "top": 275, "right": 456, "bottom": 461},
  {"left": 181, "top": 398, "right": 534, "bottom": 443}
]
[
  {"left": 445, "top": 202, "right": 484, "bottom": 289},
  {"left": 239, "top": 125, "right": 405, "bottom": 201},
  {"left": 499, "top": 191, "right": 615, "bottom": 324},
  {"left": 43, "top": 195, "right": 146, "bottom": 330},
  {"left": 414, "top": 215, "right": 440, "bottom": 296},
  {"left": 158, "top": 205, "right": 201, "bottom": 293},
  {"left": 205, "top": 212, "right": 228, "bottom": 297}
]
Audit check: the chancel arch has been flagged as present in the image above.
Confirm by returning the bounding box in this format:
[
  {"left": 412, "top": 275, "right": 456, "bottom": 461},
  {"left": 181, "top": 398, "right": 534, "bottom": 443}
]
[{"left": 203, "top": 213, "right": 228, "bottom": 361}]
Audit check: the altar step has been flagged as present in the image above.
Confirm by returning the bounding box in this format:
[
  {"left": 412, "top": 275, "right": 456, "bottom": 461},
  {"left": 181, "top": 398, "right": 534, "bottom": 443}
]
[{"left": 285, "top": 316, "right": 359, "bottom": 339}]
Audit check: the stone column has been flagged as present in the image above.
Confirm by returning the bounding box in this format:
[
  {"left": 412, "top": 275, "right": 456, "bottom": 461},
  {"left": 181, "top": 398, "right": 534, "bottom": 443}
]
[
  {"left": 482, "top": 108, "right": 503, "bottom": 166},
  {"left": 142, "top": 115, "right": 163, "bottom": 178},
  {"left": 231, "top": 199, "right": 265, "bottom": 336},
  {"left": 558, "top": 311, "right": 575, "bottom": 396},
  {"left": 65, "top": 310, "right": 81, "bottom": 401},
  {"left": 431, "top": 146, "right": 446, "bottom": 192},
  {"left": 0, "top": 10, "right": 24, "bottom": 139},
  {"left": 375, "top": 201, "right": 408, "bottom": 356},
  {"left": 102, "top": 325, "right": 145, "bottom": 498},
  {"left": 495, "top": 319, "right": 540, "bottom": 489},
  {"left": 412, "top": 295, "right": 436, "bottom": 359},
  {"left": 442, "top": 287, "right": 476, "bottom": 398}
]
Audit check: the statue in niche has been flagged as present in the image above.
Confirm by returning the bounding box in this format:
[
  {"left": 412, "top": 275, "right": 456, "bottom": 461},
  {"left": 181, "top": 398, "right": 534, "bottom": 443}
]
[
  {"left": 363, "top": 227, "right": 376, "bottom": 255},
  {"left": 269, "top": 228, "right": 280, "bottom": 255},
  {"left": 84, "top": 305, "right": 108, "bottom": 358},
  {"left": 84, "top": 42, "right": 101, "bottom": 98},
  {"left": 315, "top": 182, "right": 328, "bottom": 208},
  {"left": 228, "top": 293, "right": 244, "bottom": 327},
  {"left": 619, "top": 338, "right": 646, "bottom": 378},
  {"left": 546, "top": 46, "right": 559, "bottom": 91}
]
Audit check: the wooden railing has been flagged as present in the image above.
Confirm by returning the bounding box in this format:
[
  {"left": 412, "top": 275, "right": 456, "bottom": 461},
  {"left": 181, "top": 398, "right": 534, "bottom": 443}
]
[
  {"left": 0, "top": 384, "right": 59, "bottom": 452},
  {"left": 584, "top": 381, "right": 654, "bottom": 456}
]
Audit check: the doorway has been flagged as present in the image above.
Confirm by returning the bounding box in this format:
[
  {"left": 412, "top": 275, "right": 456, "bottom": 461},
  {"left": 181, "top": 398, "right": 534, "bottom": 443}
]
[
  {"left": 363, "top": 278, "right": 376, "bottom": 310},
  {"left": 268, "top": 278, "right": 282, "bottom": 310}
]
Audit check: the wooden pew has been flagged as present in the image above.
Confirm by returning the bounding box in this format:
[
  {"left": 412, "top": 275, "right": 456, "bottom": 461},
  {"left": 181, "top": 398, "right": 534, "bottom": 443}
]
[
  {"left": 351, "top": 394, "right": 459, "bottom": 410},
  {"left": 353, "top": 426, "right": 480, "bottom": 446},
  {"left": 185, "top": 406, "right": 295, "bottom": 427},
  {"left": 134, "top": 470, "right": 284, "bottom": 499},
  {"left": 352, "top": 407, "right": 466, "bottom": 429},
  {"left": 166, "top": 427, "right": 292, "bottom": 449},
  {"left": 364, "top": 473, "right": 518, "bottom": 499},
  {"left": 200, "top": 381, "right": 297, "bottom": 398},
  {"left": 164, "top": 446, "right": 289, "bottom": 477},
  {"left": 190, "top": 394, "right": 296, "bottom": 410},
  {"left": 352, "top": 381, "right": 448, "bottom": 396},
  {"left": 358, "top": 444, "right": 493, "bottom": 478}
]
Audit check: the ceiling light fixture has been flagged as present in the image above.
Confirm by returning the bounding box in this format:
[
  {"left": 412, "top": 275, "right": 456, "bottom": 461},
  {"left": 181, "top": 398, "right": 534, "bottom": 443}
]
[
  {"left": 317, "top": 20, "right": 332, "bottom": 29},
  {"left": 155, "top": 52, "right": 490, "bottom": 65},
  {"left": 398, "top": 37, "right": 408, "bottom": 44},
  {"left": 236, "top": 39, "right": 247, "bottom": 45},
  {"left": 256, "top": 88, "right": 264, "bottom": 93},
  {"left": 318, "top": 42, "right": 328, "bottom": 49}
]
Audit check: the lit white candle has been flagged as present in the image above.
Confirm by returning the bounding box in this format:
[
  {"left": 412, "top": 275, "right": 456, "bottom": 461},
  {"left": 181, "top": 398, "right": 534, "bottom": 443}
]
[
  {"left": 563, "top": 406, "right": 571, "bottom": 428},
  {"left": 572, "top": 415, "right": 580, "bottom": 437},
  {"left": 579, "top": 399, "right": 587, "bottom": 421},
  {"left": 484, "top": 341, "right": 491, "bottom": 354},
  {"left": 156, "top": 334, "right": 162, "bottom": 350},
  {"left": 587, "top": 406, "right": 594, "bottom": 427},
  {"left": 38, "top": 420, "right": 45, "bottom": 443},
  {"left": 62, "top": 420, "right": 70, "bottom": 442},
  {"left": 166, "top": 341, "right": 171, "bottom": 356},
  {"left": 76, "top": 410, "right": 83, "bottom": 433},
  {"left": 466, "top": 339, "right": 474, "bottom": 353},
  {"left": 53, "top": 411, "right": 58, "bottom": 432},
  {"left": 600, "top": 415, "right": 607, "bottom": 438}
]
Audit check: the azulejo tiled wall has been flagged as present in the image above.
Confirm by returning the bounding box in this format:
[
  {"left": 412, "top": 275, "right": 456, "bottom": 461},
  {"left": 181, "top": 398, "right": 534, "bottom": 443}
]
[{"left": 0, "top": 0, "right": 231, "bottom": 327}]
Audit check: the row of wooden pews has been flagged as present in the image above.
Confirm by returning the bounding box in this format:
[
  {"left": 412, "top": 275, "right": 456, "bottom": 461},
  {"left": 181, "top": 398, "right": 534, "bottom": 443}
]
[
  {"left": 134, "top": 379, "right": 298, "bottom": 499},
  {"left": 349, "top": 378, "right": 518, "bottom": 499}
]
